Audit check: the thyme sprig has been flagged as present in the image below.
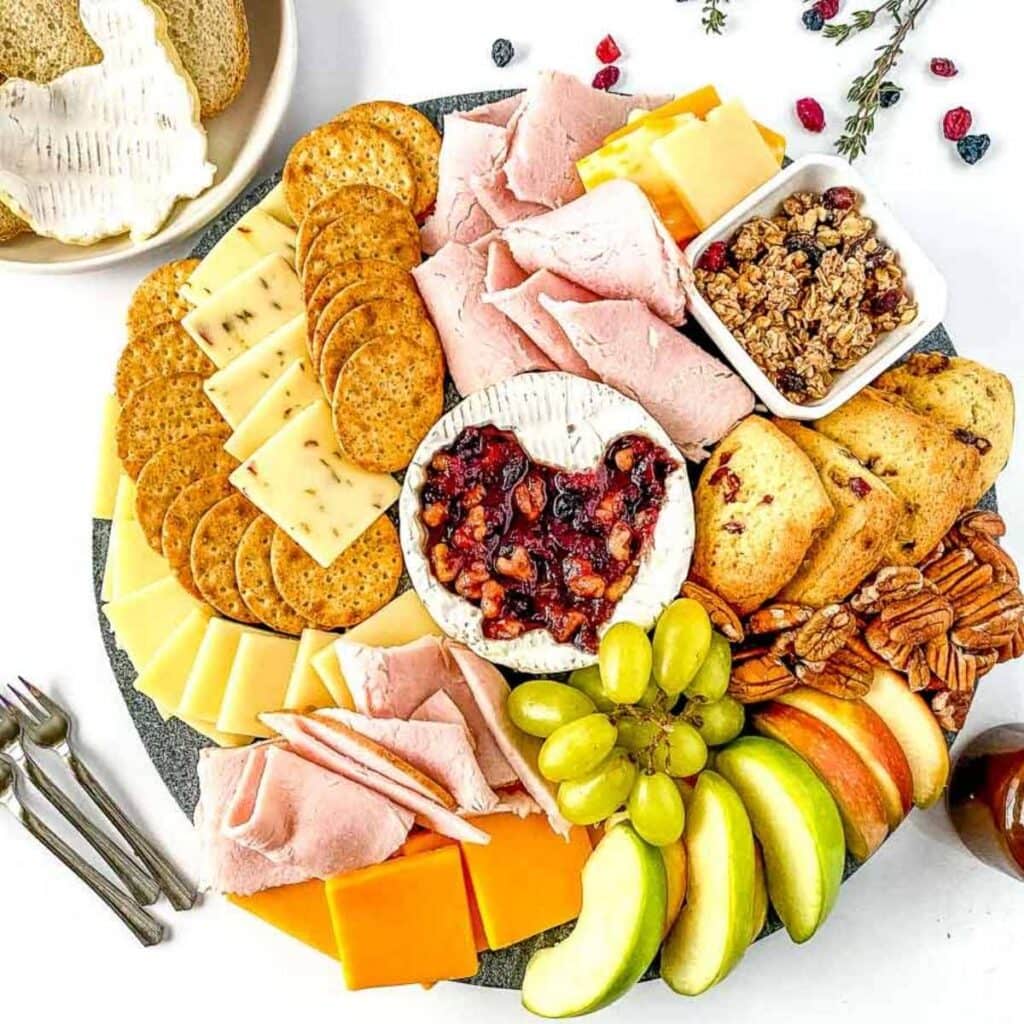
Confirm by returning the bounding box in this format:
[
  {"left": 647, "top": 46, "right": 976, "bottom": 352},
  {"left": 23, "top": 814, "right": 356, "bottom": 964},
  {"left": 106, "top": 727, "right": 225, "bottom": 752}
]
[
  {"left": 702, "top": 0, "right": 731, "bottom": 35},
  {"left": 804, "top": 0, "right": 908, "bottom": 44}
]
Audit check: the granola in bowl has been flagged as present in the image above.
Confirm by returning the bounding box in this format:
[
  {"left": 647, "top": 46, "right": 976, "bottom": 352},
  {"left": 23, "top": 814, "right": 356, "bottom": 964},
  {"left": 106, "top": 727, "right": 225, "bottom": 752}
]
[{"left": 694, "top": 187, "right": 918, "bottom": 403}]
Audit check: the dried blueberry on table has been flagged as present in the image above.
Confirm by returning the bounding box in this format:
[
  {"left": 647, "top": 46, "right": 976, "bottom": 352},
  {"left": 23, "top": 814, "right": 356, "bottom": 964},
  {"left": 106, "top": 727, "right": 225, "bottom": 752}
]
[
  {"left": 878, "top": 82, "right": 902, "bottom": 109},
  {"left": 802, "top": 9, "right": 824, "bottom": 31},
  {"left": 956, "top": 134, "right": 991, "bottom": 165},
  {"left": 491, "top": 38, "right": 514, "bottom": 68}
]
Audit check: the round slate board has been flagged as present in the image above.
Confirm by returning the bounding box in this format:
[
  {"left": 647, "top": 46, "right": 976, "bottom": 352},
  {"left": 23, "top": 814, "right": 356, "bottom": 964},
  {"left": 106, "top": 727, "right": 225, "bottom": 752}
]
[{"left": 94, "top": 90, "right": 995, "bottom": 989}]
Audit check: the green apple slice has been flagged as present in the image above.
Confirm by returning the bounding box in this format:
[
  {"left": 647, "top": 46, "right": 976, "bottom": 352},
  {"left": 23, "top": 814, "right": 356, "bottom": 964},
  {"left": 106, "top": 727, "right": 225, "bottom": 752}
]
[
  {"left": 522, "top": 824, "right": 666, "bottom": 1018},
  {"left": 661, "top": 771, "right": 756, "bottom": 996},
  {"left": 716, "top": 736, "right": 846, "bottom": 943}
]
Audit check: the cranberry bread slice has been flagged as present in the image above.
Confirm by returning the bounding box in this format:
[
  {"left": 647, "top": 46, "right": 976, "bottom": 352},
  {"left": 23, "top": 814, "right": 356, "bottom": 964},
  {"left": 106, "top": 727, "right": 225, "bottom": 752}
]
[
  {"left": 774, "top": 420, "right": 902, "bottom": 606},
  {"left": 692, "top": 416, "right": 834, "bottom": 615},
  {"left": 813, "top": 388, "right": 980, "bottom": 566},
  {"left": 874, "top": 354, "right": 1014, "bottom": 507}
]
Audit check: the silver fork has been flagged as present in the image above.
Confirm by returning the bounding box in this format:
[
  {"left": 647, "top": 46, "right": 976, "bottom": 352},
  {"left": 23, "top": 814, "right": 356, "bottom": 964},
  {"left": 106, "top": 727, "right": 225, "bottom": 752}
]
[
  {"left": 9, "top": 678, "right": 198, "bottom": 912},
  {"left": 0, "top": 697, "right": 160, "bottom": 906},
  {"left": 0, "top": 754, "right": 165, "bottom": 946}
]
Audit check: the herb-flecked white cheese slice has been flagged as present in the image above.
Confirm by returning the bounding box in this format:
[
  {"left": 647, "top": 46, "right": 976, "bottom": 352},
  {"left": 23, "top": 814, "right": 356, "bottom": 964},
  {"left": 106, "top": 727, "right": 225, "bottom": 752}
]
[{"left": 256, "top": 183, "right": 296, "bottom": 228}]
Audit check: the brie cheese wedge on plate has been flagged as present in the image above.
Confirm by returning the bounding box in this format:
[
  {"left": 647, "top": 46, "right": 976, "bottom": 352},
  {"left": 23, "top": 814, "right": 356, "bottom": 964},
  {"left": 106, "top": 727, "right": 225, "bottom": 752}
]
[{"left": 400, "top": 373, "right": 695, "bottom": 674}]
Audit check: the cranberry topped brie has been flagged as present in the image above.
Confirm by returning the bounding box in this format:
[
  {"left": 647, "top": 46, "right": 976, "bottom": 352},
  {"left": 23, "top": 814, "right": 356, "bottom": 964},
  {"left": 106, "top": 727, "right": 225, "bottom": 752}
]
[{"left": 400, "top": 373, "right": 694, "bottom": 673}]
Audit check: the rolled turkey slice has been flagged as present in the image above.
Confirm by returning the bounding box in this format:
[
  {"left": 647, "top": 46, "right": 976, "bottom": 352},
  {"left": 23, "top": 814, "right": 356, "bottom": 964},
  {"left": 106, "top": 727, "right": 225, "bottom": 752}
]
[
  {"left": 502, "top": 179, "right": 692, "bottom": 325},
  {"left": 541, "top": 296, "right": 755, "bottom": 460}
]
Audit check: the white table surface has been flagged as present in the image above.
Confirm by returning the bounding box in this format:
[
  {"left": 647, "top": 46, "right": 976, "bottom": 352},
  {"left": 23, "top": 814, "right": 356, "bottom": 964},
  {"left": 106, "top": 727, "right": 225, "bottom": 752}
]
[{"left": 1, "top": 1, "right": 1021, "bottom": 1020}]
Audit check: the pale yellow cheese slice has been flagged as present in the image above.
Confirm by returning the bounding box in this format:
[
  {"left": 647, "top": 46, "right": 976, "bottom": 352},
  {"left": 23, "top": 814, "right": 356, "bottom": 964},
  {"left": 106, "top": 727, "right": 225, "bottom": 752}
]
[
  {"left": 229, "top": 399, "right": 400, "bottom": 568},
  {"left": 181, "top": 253, "right": 303, "bottom": 368},
  {"left": 176, "top": 712, "right": 251, "bottom": 748},
  {"left": 283, "top": 629, "right": 338, "bottom": 711},
  {"left": 93, "top": 394, "right": 122, "bottom": 519},
  {"left": 103, "top": 575, "right": 201, "bottom": 671},
  {"left": 134, "top": 607, "right": 211, "bottom": 717},
  {"left": 178, "top": 617, "right": 258, "bottom": 723},
  {"left": 217, "top": 632, "right": 299, "bottom": 738},
  {"left": 202, "top": 315, "right": 306, "bottom": 428},
  {"left": 180, "top": 208, "right": 298, "bottom": 305},
  {"left": 257, "top": 182, "right": 296, "bottom": 228},
  {"left": 103, "top": 474, "right": 166, "bottom": 602},
  {"left": 101, "top": 474, "right": 135, "bottom": 602},
  {"left": 223, "top": 357, "right": 321, "bottom": 461}
]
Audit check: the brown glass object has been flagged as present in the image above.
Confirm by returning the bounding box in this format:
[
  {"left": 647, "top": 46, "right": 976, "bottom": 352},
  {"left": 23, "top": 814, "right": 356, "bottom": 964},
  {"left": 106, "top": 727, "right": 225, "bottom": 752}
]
[{"left": 948, "top": 725, "right": 1024, "bottom": 880}]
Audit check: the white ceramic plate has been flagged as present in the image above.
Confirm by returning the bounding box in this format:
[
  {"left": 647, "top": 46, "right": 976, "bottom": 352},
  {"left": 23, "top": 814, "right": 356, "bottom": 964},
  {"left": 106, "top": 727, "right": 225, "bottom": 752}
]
[{"left": 0, "top": 0, "right": 297, "bottom": 275}]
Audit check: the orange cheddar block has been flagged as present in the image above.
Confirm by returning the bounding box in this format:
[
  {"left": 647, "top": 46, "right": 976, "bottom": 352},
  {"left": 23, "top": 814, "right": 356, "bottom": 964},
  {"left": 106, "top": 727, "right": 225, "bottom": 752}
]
[
  {"left": 228, "top": 880, "right": 337, "bottom": 959},
  {"left": 460, "top": 814, "right": 592, "bottom": 950},
  {"left": 327, "top": 847, "right": 479, "bottom": 990}
]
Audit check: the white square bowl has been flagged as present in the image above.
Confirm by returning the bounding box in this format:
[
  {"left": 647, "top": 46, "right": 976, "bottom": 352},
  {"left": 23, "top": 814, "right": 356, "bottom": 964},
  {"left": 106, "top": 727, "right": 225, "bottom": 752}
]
[{"left": 683, "top": 154, "right": 948, "bottom": 420}]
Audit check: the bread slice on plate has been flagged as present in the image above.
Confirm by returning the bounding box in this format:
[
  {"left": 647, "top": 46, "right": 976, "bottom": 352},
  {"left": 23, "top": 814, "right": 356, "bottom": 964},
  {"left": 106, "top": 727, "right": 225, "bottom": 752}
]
[
  {"left": 0, "top": 202, "right": 27, "bottom": 243},
  {"left": 874, "top": 353, "right": 1014, "bottom": 507},
  {"left": 692, "top": 416, "right": 835, "bottom": 615},
  {"left": 0, "top": 0, "right": 102, "bottom": 83},
  {"left": 774, "top": 420, "right": 902, "bottom": 606},
  {"left": 813, "top": 387, "right": 981, "bottom": 567}
]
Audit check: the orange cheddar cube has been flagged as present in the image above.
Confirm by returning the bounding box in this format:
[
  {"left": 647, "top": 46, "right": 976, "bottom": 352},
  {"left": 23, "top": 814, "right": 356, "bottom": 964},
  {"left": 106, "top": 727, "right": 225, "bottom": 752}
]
[
  {"left": 228, "top": 880, "right": 337, "bottom": 959},
  {"left": 460, "top": 814, "right": 592, "bottom": 950},
  {"left": 326, "top": 847, "right": 479, "bottom": 990}
]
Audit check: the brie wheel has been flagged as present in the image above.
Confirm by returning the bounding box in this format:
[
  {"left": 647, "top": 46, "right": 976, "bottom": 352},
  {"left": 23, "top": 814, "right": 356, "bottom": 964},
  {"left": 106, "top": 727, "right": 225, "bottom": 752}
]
[{"left": 400, "top": 372, "right": 694, "bottom": 674}]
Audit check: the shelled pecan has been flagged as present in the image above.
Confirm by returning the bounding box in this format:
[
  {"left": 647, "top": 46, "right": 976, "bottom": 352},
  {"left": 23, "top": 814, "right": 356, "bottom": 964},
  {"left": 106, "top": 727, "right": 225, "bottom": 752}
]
[{"left": 681, "top": 581, "right": 746, "bottom": 643}]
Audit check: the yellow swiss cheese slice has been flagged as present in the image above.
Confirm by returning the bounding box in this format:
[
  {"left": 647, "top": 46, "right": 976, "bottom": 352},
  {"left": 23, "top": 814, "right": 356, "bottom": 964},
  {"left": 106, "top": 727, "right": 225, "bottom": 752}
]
[
  {"left": 93, "top": 394, "right": 122, "bottom": 519},
  {"left": 284, "top": 629, "right": 338, "bottom": 711},
  {"left": 103, "top": 575, "right": 202, "bottom": 671},
  {"left": 134, "top": 607, "right": 211, "bottom": 717},
  {"left": 104, "top": 476, "right": 168, "bottom": 602},
  {"left": 217, "top": 632, "right": 300, "bottom": 738},
  {"left": 178, "top": 618, "right": 259, "bottom": 723}
]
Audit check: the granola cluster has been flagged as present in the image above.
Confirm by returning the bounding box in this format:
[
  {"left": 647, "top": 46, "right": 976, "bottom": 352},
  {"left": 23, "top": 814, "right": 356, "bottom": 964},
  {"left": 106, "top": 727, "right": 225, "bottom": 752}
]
[{"left": 695, "top": 187, "right": 918, "bottom": 403}]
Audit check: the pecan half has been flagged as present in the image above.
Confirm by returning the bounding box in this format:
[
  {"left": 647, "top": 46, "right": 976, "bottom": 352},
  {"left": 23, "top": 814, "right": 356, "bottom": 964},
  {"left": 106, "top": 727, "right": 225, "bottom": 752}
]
[
  {"left": 794, "top": 604, "right": 858, "bottom": 661},
  {"left": 851, "top": 565, "right": 925, "bottom": 614},
  {"left": 953, "top": 581, "right": 1023, "bottom": 627},
  {"left": 925, "top": 636, "right": 977, "bottom": 694},
  {"left": 997, "top": 619, "right": 1024, "bottom": 663},
  {"left": 905, "top": 645, "right": 932, "bottom": 692},
  {"left": 729, "top": 656, "right": 798, "bottom": 703},
  {"left": 878, "top": 591, "right": 954, "bottom": 646},
  {"left": 864, "top": 618, "right": 915, "bottom": 670},
  {"left": 795, "top": 644, "right": 873, "bottom": 699},
  {"left": 966, "top": 534, "right": 1019, "bottom": 585},
  {"left": 681, "top": 581, "right": 745, "bottom": 643},
  {"left": 923, "top": 549, "right": 978, "bottom": 595},
  {"left": 954, "top": 509, "right": 1006, "bottom": 542},
  {"left": 747, "top": 603, "right": 814, "bottom": 635},
  {"left": 931, "top": 690, "right": 972, "bottom": 732}
]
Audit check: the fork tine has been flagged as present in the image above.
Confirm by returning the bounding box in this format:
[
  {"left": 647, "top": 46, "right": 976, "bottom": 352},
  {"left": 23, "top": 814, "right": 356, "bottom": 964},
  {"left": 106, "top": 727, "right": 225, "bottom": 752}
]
[
  {"left": 0, "top": 690, "right": 35, "bottom": 729},
  {"left": 17, "top": 677, "right": 63, "bottom": 718},
  {"left": 6, "top": 680, "right": 45, "bottom": 723}
]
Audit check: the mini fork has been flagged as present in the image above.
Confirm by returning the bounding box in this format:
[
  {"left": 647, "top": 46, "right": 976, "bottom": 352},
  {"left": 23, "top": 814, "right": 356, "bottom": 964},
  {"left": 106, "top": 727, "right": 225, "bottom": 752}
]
[
  {"left": 0, "top": 697, "right": 160, "bottom": 906},
  {"left": 9, "top": 678, "right": 198, "bottom": 912},
  {"left": 0, "top": 754, "right": 165, "bottom": 947}
]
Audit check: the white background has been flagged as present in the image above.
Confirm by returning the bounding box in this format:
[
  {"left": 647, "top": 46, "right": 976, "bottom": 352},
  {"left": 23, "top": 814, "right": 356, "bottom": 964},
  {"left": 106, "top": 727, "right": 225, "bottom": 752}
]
[{"left": 1, "top": 1, "right": 1021, "bottom": 1021}]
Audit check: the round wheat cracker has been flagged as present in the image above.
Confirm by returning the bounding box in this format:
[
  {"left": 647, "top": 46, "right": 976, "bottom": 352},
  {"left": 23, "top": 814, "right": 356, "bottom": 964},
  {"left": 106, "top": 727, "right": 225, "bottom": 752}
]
[
  {"left": 191, "top": 493, "right": 262, "bottom": 623},
  {"left": 126, "top": 259, "right": 199, "bottom": 341},
  {"left": 115, "top": 321, "right": 217, "bottom": 404},
  {"left": 270, "top": 517, "right": 402, "bottom": 630},
  {"left": 235, "top": 515, "right": 310, "bottom": 636},
  {"left": 162, "top": 475, "right": 235, "bottom": 599}
]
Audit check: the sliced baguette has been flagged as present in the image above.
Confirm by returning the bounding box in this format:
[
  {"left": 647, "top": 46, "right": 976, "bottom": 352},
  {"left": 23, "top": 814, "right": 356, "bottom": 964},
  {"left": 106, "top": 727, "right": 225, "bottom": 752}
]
[{"left": 0, "top": 0, "right": 101, "bottom": 83}]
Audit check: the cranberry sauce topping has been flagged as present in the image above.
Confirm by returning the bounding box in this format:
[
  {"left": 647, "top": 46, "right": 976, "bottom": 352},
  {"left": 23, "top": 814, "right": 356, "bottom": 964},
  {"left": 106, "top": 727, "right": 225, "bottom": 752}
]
[{"left": 419, "top": 424, "right": 678, "bottom": 652}]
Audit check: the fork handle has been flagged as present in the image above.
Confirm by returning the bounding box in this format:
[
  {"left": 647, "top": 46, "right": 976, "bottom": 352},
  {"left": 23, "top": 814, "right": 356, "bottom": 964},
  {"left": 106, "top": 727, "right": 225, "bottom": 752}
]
[
  {"left": 23, "top": 755, "right": 161, "bottom": 907},
  {"left": 18, "top": 804, "right": 165, "bottom": 947},
  {"left": 68, "top": 753, "right": 198, "bottom": 912}
]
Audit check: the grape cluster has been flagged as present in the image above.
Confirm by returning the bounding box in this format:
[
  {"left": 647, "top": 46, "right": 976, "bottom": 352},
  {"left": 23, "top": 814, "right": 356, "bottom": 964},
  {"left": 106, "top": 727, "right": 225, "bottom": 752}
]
[{"left": 507, "top": 599, "right": 746, "bottom": 847}]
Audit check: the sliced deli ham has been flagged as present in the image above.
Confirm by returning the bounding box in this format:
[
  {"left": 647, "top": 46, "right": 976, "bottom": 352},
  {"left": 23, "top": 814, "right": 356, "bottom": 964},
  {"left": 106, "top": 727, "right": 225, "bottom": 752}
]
[
  {"left": 542, "top": 296, "right": 755, "bottom": 460},
  {"left": 412, "top": 241, "right": 556, "bottom": 396},
  {"left": 410, "top": 689, "right": 476, "bottom": 748},
  {"left": 470, "top": 167, "right": 548, "bottom": 228}
]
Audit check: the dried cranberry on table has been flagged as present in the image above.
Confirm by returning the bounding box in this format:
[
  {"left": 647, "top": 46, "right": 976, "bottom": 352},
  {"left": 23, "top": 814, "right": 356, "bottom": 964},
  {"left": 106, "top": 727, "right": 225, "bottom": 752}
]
[
  {"left": 930, "top": 57, "right": 959, "bottom": 78},
  {"left": 697, "top": 241, "right": 728, "bottom": 272},
  {"left": 491, "top": 38, "right": 515, "bottom": 68},
  {"left": 596, "top": 34, "right": 622, "bottom": 64},
  {"left": 815, "top": 0, "right": 840, "bottom": 18},
  {"left": 795, "top": 97, "right": 826, "bottom": 133},
  {"left": 957, "top": 134, "right": 991, "bottom": 165},
  {"left": 943, "top": 106, "right": 973, "bottom": 141},
  {"left": 592, "top": 65, "right": 621, "bottom": 91}
]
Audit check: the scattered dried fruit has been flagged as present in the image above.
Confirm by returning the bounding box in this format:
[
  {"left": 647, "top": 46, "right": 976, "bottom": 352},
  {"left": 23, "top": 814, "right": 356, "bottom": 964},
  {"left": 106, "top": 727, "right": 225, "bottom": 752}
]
[
  {"left": 796, "top": 96, "right": 826, "bottom": 133},
  {"left": 930, "top": 57, "right": 959, "bottom": 78},
  {"left": 822, "top": 185, "right": 856, "bottom": 210},
  {"left": 697, "top": 241, "right": 728, "bottom": 273},
  {"left": 491, "top": 38, "right": 514, "bottom": 68},
  {"left": 878, "top": 81, "right": 902, "bottom": 108},
  {"left": 957, "top": 134, "right": 991, "bottom": 165},
  {"left": 592, "top": 65, "right": 621, "bottom": 91},
  {"left": 595, "top": 34, "right": 622, "bottom": 64},
  {"left": 802, "top": 8, "right": 825, "bottom": 31},
  {"left": 814, "top": 0, "right": 840, "bottom": 18},
  {"left": 943, "top": 106, "right": 972, "bottom": 141}
]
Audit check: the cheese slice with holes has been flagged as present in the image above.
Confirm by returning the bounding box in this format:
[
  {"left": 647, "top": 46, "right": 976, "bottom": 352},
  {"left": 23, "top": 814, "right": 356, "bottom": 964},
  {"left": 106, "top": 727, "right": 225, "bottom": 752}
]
[
  {"left": 230, "top": 400, "right": 401, "bottom": 568},
  {"left": 257, "top": 183, "right": 296, "bottom": 228},
  {"left": 217, "top": 632, "right": 299, "bottom": 738},
  {"left": 283, "top": 629, "right": 337, "bottom": 711},
  {"left": 134, "top": 607, "right": 211, "bottom": 717},
  {"left": 224, "top": 358, "right": 321, "bottom": 461},
  {"left": 0, "top": 0, "right": 215, "bottom": 243},
  {"left": 93, "top": 395, "right": 122, "bottom": 519},
  {"left": 179, "top": 618, "right": 259, "bottom": 723},
  {"left": 103, "top": 575, "right": 202, "bottom": 671},
  {"left": 180, "top": 210, "right": 298, "bottom": 305},
  {"left": 181, "top": 254, "right": 303, "bottom": 368},
  {"left": 203, "top": 315, "right": 307, "bottom": 428}
]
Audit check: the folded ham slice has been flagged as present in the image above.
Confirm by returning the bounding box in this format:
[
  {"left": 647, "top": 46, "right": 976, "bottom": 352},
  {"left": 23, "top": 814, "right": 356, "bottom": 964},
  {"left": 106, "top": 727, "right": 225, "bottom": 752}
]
[
  {"left": 483, "top": 237, "right": 527, "bottom": 294},
  {"left": 261, "top": 711, "right": 489, "bottom": 845},
  {"left": 410, "top": 689, "right": 476, "bottom": 748},
  {"left": 412, "top": 241, "right": 556, "bottom": 396},
  {"left": 461, "top": 93, "right": 523, "bottom": 128},
  {"left": 542, "top": 296, "right": 755, "bottom": 460},
  {"left": 336, "top": 635, "right": 517, "bottom": 788},
  {"left": 470, "top": 168, "right": 548, "bottom": 228},
  {"left": 502, "top": 180, "right": 692, "bottom": 325},
  {"left": 447, "top": 644, "right": 571, "bottom": 839}
]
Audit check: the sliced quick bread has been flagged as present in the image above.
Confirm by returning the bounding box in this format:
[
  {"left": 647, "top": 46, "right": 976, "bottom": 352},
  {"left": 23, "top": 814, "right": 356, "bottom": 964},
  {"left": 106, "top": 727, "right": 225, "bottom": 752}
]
[
  {"left": 692, "top": 416, "right": 835, "bottom": 615},
  {"left": 813, "top": 387, "right": 980, "bottom": 566},
  {"left": 774, "top": 420, "right": 902, "bottom": 606},
  {"left": 0, "top": 0, "right": 102, "bottom": 83},
  {"left": 874, "top": 353, "right": 1014, "bottom": 506},
  {"left": 0, "top": 200, "right": 27, "bottom": 242}
]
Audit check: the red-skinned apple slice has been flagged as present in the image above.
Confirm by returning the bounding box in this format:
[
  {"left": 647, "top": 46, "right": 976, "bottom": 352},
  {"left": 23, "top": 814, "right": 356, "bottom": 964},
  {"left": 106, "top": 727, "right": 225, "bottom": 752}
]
[
  {"left": 753, "top": 702, "right": 890, "bottom": 861},
  {"left": 775, "top": 688, "right": 913, "bottom": 829},
  {"left": 862, "top": 668, "right": 951, "bottom": 808}
]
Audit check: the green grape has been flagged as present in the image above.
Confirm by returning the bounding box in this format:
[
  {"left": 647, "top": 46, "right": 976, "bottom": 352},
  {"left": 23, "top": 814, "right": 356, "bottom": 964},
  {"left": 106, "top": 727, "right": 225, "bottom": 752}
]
[
  {"left": 627, "top": 771, "right": 686, "bottom": 846},
  {"left": 538, "top": 714, "right": 617, "bottom": 782},
  {"left": 567, "top": 665, "right": 616, "bottom": 712},
  {"left": 651, "top": 719, "right": 708, "bottom": 778},
  {"left": 636, "top": 679, "right": 661, "bottom": 709},
  {"left": 599, "top": 622, "right": 653, "bottom": 704},
  {"left": 507, "top": 680, "right": 596, "bottom": 738},
  {"left": 652, "top": 598, "right": 712, "bottom": 696},
  {"left": 616, "top": 715, "right": 658, "bottom": 753},
  {"left": 684, "top": 695, "right": 746, "bottom": 747},
  {"left": 556, "top": 749, "right": 638, "bottom": 825},
  {"left": 685, "top": 631, "right": 732, "bottom": 703}
]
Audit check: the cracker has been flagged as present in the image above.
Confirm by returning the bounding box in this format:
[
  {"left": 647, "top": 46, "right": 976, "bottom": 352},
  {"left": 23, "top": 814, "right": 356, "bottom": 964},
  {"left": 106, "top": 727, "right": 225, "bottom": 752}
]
[
  {"left": 332, "top": 334, "right": 444, "bottom": 473},
  {"left": 135, "top": 433, "right": 237, "bottom": 553},
  {"left": 311, "top": 277, "right": 423, "bottom": 366},
  {"left": 126, "top": 259, "right": 199, "bottom": 340},
  {"left": 115, "top": 321, "right": 217, "bottom": 404},
  {"left": 336, "top": 102, "right": 441, "bottom": 218},
  {"left": 162, "top": 475, "right": 234, "bottom": 599},
  {"left": 235, "top": 514, "right": 310, "bottom": 636},
  {"left": 305, "top": 260, "right": 411, "bottom": 350},
  {"left": 302, "top": 209, "right": 421, "bottom": 301},
  {"left": 283, "top": 121, "right": 416, "bottom": 222},
  {"left": 116, "top": 372, "right": 226, "bottom": 478},
  {"left": 320, "top": 299, "right": 438, "bottom": 396},
  {"left": 190, "top": 492, "right": 261, "bottom": 623},
  {"left": 270, "top": 517, "right": 402, "bottom": 630},
  {"left": 297, "top": 184, "right": 415, "bottom": 271}
]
